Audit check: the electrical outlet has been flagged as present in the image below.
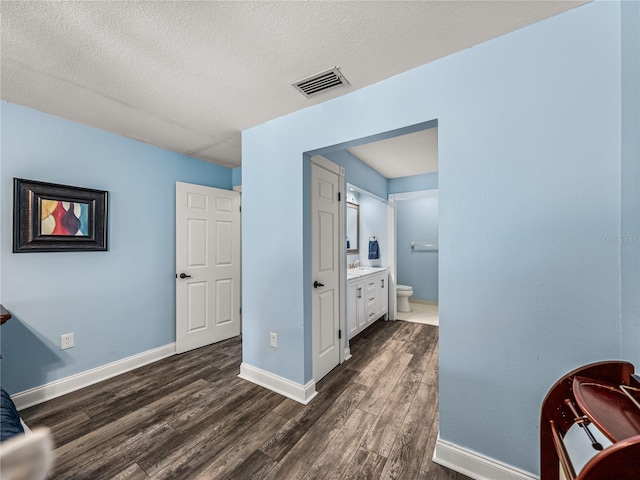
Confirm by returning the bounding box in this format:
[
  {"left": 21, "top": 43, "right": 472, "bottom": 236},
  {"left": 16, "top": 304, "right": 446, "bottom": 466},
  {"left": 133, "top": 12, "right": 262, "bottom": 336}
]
[
  {"left": 269, "top": 332, "right": 277, "bottom": 348},
  {"left": 61, "top": 333, "right": 74, "bottom": 350}
]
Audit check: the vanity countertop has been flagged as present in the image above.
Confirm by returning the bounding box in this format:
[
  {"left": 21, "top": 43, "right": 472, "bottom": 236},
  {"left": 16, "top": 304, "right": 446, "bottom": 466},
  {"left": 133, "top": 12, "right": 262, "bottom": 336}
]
[{"left": 347, "top": 266, "right": 389, "bottom": 280}]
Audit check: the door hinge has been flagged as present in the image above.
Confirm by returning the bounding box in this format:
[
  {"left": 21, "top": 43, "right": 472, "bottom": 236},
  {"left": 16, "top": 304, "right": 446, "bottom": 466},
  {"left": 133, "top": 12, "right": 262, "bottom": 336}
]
[
  {"left": 338, "top": 329, "right": 342, "bottom": 339},
  {"left": 239, "top": 205, "right": 242, "bottom": 212},
  {"left": 240, "top": 307, "right": 242, "bottom": 315},
  {"left": 338, "top": 192, "right": 341, "bottom": 201}
]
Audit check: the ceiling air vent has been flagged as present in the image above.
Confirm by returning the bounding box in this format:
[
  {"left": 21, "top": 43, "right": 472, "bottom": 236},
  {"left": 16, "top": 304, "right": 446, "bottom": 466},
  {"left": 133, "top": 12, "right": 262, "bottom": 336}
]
[{"left": 292, "top": 66, "right": 349, "bottom": 98}]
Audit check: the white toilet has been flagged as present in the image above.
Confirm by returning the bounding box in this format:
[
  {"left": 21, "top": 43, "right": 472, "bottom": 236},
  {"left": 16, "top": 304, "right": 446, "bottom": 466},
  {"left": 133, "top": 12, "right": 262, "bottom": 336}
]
[{"left": 396, "top": 285, "right": 414, "bottom": 312}]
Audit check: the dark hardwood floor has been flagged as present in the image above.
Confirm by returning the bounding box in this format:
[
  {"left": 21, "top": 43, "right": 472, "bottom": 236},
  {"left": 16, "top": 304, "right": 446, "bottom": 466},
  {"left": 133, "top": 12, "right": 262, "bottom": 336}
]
[{"left": 20, "top": 319, "right": 470, "bottom": 480}]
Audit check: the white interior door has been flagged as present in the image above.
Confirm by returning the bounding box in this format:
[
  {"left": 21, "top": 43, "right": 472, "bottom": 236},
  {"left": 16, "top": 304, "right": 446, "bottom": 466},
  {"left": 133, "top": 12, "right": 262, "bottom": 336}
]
[
  {"left": 312, "top": 158, "right": 343, "bottom": 381},
  {"left": 176, "top": 182, "right": 240, "bottom": 354}
]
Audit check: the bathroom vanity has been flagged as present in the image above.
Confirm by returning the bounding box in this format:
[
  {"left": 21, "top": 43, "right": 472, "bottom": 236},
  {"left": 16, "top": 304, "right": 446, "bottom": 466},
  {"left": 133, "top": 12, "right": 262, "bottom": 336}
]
[{"left": 347, "top": 267, "right": 389, "bottom": 339}]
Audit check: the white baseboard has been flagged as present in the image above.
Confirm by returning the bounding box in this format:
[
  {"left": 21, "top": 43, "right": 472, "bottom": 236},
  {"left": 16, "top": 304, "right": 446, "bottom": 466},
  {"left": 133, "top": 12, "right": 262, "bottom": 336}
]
[
  {"left": 344, "top": 346, "right": 352, "bottom": 361},
  {"left": 412, "top": 299, "right": 439, "bottom": 306},
  {"left": 12, "top": 343, "right": 176, "bottom": 411},
  {"left": 433, "top": 435, "right": 539, "bottom": 480},
  {"left": 239, "top": 362, "right": 317, "bottom": 405}
]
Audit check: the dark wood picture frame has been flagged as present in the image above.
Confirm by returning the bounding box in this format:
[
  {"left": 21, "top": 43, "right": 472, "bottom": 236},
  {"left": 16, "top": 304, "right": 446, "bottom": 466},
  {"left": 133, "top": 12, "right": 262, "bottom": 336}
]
[{"left": 13, "top": 178, "right": 108, "bottom": 253}]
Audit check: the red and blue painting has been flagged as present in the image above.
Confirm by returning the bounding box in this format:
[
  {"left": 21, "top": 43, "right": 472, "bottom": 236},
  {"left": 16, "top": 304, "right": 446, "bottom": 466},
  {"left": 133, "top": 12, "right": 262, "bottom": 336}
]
[
  {"left": 13, "top": 178, "right": 108, "bottom": 252},
  {"left": 40, "top": 199, "right": 89, "bottom": 236}
]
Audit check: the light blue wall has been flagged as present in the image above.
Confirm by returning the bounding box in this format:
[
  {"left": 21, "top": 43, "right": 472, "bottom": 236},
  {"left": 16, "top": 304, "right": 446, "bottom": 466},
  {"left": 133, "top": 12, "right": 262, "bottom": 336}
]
[
  {"left": 358, "top": 194, "right": 387, "bottom": 268},
  {"left": 242, "top": 2, "right": 630, "bottom": 474},
  {"left": 396, "top": 196, "right": 438, "bottom": 301},
  {"left": 324, "top": 151, "right": 389, "bottom": 268},
  {"left": 620, "top": 0, "right": 640, "bottom": 364},
  {"left": 388, "top": 172, "right": 438, "bottom": 194},
  {"left": 0, "top": 102, "right": 232, "bottom": 394},
  {"left": 232, "top": 167, "right": 242, "bottom": 187},
  {"left": 322, "top": 150, "right": 387, "bottom": 199}
]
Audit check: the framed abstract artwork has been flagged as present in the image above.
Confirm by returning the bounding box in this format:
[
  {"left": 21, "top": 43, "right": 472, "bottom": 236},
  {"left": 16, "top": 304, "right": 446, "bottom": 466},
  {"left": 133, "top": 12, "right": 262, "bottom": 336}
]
[{"left": 13, "top": 178, "right": 108, "bottom": 252}]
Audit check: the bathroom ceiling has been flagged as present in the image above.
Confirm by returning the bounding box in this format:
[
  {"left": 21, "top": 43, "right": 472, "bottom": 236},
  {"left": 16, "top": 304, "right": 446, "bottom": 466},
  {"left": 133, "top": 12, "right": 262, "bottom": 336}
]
[
  {"left": 348, "top": 128, "right": 438, "bottom": 179},
  {"left": 1, "top": 1, "right": 587, "bottom": 173}
]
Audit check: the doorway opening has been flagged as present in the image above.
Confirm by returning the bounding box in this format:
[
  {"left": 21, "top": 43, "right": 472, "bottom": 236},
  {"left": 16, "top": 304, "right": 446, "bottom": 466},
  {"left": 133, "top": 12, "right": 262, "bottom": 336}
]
[
  {"left": 388, "top": 189, "right": 439, "bottom": 327},
  {"left": 175, "top": 182, "right": 241, "bottom": 354},
  {"left": 305, "top": 119, "right": 439, "bottom": 379}
]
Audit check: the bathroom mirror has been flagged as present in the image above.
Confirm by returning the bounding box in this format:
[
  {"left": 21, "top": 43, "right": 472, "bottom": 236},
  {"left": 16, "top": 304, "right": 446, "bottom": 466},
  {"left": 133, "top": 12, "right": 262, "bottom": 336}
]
[{"left": 346, "top": 202, "right": 359, "bottom": 254}]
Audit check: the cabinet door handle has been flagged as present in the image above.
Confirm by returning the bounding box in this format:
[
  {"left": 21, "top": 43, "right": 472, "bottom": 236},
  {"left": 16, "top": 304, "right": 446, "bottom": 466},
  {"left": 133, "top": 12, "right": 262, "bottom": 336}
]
[
  {"left": 381, "top": 279, "right": 384, "bottom": 288},
  {"left": 357, "top": 288, "right": 362, "bottom": 298}
]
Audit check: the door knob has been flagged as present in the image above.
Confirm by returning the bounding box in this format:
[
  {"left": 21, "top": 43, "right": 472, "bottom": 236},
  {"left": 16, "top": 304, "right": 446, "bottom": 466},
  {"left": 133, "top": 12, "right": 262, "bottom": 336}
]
[
  {"left": 313, "top": 281, "right": 325, "bottom": 288},
  {"left": 179, "top": 273, "right": 191, "bottom": 279}
]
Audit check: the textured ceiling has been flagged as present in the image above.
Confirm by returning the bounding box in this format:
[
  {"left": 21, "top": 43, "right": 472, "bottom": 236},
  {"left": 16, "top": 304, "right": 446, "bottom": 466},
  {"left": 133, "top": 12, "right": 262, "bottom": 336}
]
[{"left": 1, "top": 1, "right": 586, "bottom": 172}]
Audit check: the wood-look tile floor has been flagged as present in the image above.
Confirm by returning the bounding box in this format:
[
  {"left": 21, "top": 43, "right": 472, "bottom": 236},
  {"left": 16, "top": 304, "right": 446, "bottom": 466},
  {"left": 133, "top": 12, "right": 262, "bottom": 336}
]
[{"left": 20, "top": 320, "right": 470, "bottom": 480}]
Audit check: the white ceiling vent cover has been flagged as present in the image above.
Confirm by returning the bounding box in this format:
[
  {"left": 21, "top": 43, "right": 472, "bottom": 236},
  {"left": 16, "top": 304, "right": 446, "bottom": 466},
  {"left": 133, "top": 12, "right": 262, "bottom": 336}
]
[{"left": 292, "top": 67, "right": 349, "bottom": 97}]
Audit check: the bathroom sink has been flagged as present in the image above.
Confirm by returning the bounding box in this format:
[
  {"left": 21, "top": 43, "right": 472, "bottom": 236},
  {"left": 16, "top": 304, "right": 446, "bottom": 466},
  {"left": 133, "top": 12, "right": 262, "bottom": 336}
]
[{"left": 347, "top": 267, "right": 388, "bottom": 279}]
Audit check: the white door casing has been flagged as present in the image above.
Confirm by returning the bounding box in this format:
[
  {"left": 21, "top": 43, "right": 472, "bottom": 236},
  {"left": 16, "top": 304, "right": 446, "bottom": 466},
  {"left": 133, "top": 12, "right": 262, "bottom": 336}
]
[
  {"left": 176, "top": 182, "right": 240, "bottom": 354},
  {"left": 311, "top": 157, "right": 344, "bottom": 381}
]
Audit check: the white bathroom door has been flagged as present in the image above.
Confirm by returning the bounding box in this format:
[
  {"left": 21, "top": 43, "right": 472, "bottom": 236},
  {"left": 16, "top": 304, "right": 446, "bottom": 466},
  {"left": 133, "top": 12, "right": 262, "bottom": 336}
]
[
  {"left": 311, "top": 158, "right": 343, "bottom": 381},
  {"left": 176, "top": 182, "right": 240, "bottom": 354}
]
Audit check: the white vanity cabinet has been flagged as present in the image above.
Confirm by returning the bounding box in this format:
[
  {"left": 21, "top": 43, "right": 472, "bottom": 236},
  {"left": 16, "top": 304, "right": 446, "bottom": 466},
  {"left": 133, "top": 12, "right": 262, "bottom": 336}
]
[
  {"left": 347, "top": 268, "right": 388, "bottom": 339},
  {"left": 348, "top": 280, "right": 366, "bottom": 338},
  {"left": 376, "top": 273, "right": 388, "bottom": 319}
]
